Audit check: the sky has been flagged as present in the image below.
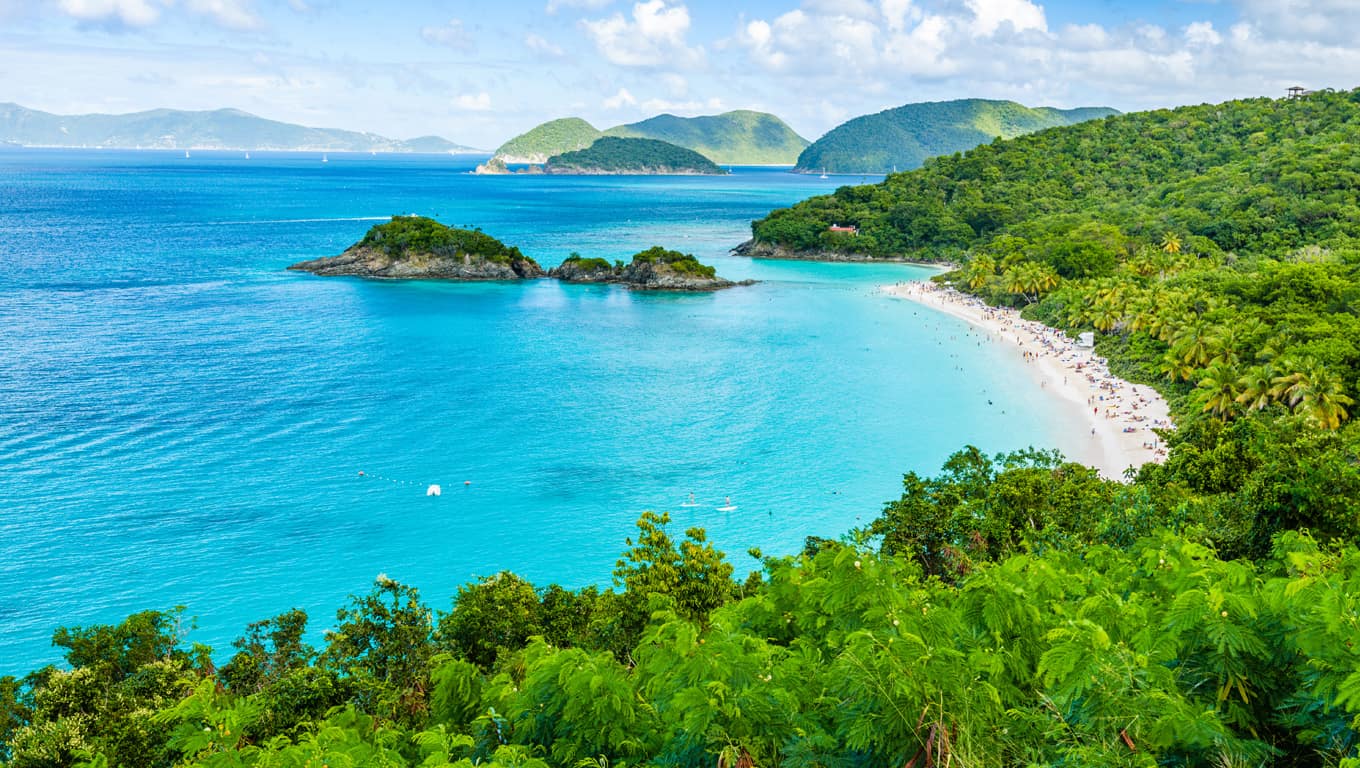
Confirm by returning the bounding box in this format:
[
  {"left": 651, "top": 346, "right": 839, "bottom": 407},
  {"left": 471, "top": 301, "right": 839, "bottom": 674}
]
[{"left": 1, "top": 0, "right": 1357, "bottom": 148}]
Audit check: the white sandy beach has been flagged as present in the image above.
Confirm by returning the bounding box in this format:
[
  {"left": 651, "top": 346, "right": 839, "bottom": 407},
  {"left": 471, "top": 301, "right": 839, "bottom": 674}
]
[{"left": 881, "top": 280, "right": 1172, "bottom": 481}]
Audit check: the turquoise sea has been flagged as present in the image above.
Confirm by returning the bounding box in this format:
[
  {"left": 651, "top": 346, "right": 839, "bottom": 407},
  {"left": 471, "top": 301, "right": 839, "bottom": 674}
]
[{"left": 0, "top": 150, "right": 1070, "bottom": 674}]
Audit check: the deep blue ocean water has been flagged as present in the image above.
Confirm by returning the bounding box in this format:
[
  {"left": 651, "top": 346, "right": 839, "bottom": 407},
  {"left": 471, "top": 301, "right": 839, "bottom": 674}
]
[{"left": 0, "top": 149, "right": 1069, "bottom": 673}]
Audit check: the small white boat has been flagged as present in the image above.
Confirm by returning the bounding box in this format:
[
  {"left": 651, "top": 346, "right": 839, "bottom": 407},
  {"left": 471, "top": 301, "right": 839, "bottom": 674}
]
[
  {"left": 715, "top": 496, "right": 737, "bottom": 512},
  {"left": 184, "top": 150, "right": 190, "bottom": 158},
  {"left": 244, "top": 151, "right": 250, "bottom": 160},
  {"left": 819, "top": 168, "right": 828, "bottom": 179},
  {"left": 322, "top": 153, "right": 329, "bottom": 163}
]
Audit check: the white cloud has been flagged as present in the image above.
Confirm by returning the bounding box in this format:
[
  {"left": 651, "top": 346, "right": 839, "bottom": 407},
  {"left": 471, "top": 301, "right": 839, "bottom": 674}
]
[
  {"left": 524, "top": 33, "right": 564, "bottom": 56},
  {"left": 581, "top": 0, "right": 702, "bottom": 67},
  {"left": 1185, "top": 21, "right": 1221, "bottom": 48},
  {"left": 56, "top": 0, "right": 163, "bottom": 27},
  {"left": 455, "top": 92, "right": 491, "bottom": 110},
  {"left": 964, "top": 0, "right": 1045, "bottom": 37},
  {"left": 602, "top": 87, "right": 636, "bottom": 108},
  {"left": 422, "top": 19, "right": 474, "bottom": 51}
]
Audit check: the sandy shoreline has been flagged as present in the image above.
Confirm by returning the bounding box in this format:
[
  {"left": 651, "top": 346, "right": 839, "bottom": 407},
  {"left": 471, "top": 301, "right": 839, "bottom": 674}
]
[{"left": 881, "top": 281, "right": 1172, "bottom": 481}]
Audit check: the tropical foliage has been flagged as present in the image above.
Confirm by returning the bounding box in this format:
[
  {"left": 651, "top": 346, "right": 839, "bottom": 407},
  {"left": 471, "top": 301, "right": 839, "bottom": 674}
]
[
  {"left": 359, "top": 217, "right": 533, "bottom": 266},
  {"left": 604, "top": 110, "right": 809, "bottom": 165}
]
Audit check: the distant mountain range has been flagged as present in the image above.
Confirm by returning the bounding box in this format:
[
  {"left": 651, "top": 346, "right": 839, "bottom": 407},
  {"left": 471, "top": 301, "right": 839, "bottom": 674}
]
[
  {"left": 0, "top": 103, "right": 483, "bottom": 153},
  {"left": 491, "top": 110, "right": 810, "bottom": 166},
  {"left": 794, "top": 99, "right": 1119, "bottom": 174}
]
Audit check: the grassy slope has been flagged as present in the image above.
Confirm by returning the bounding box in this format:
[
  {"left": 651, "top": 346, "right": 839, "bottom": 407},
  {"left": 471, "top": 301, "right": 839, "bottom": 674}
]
[
  {"left": 603, "top": 110, "right": 809, "bottom": 165},
  {"left": 493, "top": 117, "right": 601, "bottom": 161}
]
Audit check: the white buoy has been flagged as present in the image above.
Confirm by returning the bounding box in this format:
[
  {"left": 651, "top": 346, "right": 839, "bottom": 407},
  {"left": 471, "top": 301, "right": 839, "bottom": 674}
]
[{"left": 426, "top": 484, "right": 441, "bottom": 497}]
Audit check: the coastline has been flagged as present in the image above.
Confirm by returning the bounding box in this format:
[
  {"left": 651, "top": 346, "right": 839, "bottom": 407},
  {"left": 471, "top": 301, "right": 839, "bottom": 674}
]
[{"left": 881, "top": 281, "right": 1172, "bottom": 481}]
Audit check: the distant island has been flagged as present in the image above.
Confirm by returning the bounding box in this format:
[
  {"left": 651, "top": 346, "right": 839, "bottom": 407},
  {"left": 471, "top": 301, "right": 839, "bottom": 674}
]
[
  {"left": 544, "top": 137, "right": 724, "bottom": 175},
  {"left": 793, "top": 98, "right": 1117, "bottom": 175},
  {"left": 0, "top": 103, "right": 484, "bottom": 153},
  {"left": 482, "top": 109, "right": 809, "bottom": 167},
  {"left": 289, "top": 217, "right": 745, "bottom": 291}
]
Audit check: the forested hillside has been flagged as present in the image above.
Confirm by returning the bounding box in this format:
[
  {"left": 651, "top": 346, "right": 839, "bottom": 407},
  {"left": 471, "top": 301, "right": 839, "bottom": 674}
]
[
  {"left": 792, "top": 98, "right": 1116, "bottom": 174},
  {"left": 545, "top": 137, "right": 724, "bottom": 174}
]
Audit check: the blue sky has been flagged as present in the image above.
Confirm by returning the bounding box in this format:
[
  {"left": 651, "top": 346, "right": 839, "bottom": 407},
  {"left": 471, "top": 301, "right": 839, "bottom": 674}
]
[{"left": 0, "top": 0, "right": 1354, "bottom": 148}]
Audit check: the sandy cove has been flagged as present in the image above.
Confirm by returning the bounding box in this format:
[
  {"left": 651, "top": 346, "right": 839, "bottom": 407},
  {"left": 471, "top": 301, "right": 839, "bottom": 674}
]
[{"left": 881, "top": 281, "right": 1172, "bottom": 481}]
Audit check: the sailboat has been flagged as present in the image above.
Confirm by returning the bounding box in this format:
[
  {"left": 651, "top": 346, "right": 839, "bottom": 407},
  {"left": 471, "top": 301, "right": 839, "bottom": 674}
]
[
  {"left": 322, "top": 153, "right": 329, "bottom": 163},
  {"left": 819, "top": 168, "right": 828, "bottom": 179},
  {"left": 244, "top": 151, "right": 250, "bottom": 160},
  {"left": 184, "top": 150, "right": 190, "bottom": 159}
]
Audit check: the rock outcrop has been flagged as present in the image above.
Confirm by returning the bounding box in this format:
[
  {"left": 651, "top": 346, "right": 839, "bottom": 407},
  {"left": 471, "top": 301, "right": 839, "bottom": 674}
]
[{"left": 289, "top": 246, "right": 544, "bottom": 280}]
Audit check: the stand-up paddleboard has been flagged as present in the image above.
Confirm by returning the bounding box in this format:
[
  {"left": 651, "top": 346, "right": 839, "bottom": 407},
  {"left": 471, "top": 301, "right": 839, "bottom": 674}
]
[
  {"left": 680, "top": 492, "right": 700, "bottom": 508},
  {"left": 715, "top": 496, "right": 737, "bottom": 512}
]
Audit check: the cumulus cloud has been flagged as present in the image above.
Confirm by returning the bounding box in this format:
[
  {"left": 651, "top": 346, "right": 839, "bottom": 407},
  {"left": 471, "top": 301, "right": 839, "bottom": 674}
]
[
  {"left": 422, "top": 19, "right": 474, "bottom": 51},
  {"left": 964, "top": 0, "right": 1045, "bottom": 37},
  {"left": 1185, "top": 21, "right": 1221, "bottom": 48},
  {"left": 455, "top": 92, "right": 491, "bottom": 111},
  {"left": 581, "top": 0, "right": 702, "bottom": 67},
  {"left": 602, "top": 87, "right": 636, "bottom": 108}
]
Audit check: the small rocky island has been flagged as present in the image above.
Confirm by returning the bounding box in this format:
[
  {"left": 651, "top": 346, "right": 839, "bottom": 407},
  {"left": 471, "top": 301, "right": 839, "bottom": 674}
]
[
  {"left": 551, "top": 247, "right": 751, "bottom": 291},
  {"left": 290, "top": 218, "right": 749, "bottom": 292},
  {"left": 287, "top": 216, "right": 545, "bottom": 280}
]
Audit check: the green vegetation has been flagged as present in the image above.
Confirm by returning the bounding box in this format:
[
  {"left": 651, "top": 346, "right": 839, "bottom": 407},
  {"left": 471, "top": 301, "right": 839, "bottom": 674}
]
[
  {"left": 14, "top": 92, "right": 1360, "bottom": 768},
  {"left": 7, "top": 462, "right": 1360, "bottom": 767},
  {"left": 359, "top": 216, "right": 533, "bottom": 267},
  {"left": 604, "top": 110, "right": 809, "bottom": 165},
  {"left": 628, "top": 245, "right": 717, "bottom": 278},
  {"left": 492, "top": 118, "right": 602, "bottom": 162},
  {"left": 558, "top": 253, "right": 612, "bottom": 272},
  {"left": 792, "top": 98, "right": 1117, "bottom": 174},
  {"left": 546, "top": 137, "right": 724, "bottom": 175}
]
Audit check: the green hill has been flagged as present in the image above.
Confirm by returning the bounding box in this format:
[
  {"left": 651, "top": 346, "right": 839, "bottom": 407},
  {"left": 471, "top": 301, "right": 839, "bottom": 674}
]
[
  {"left": 492, "top": 117, "right": 602, "bottom": 163},
  {"left": 603, "top": 109, "right": 809, "bottom": 165},
  {"left": 756, "top": 92, "right": 1358, "bottom": 260},
  {"left": 0, "top": 103, "right": 482, "bottom": 152},
  {"left": 545, "top": 136, "right": 724, "bottom": 175},
  {"left": 793, "top": 98, "right": 1117, "bottom": 174}
]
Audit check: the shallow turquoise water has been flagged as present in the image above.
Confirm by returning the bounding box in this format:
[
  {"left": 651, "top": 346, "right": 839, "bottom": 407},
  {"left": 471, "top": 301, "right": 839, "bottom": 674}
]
[{"left": 0, "top": 149, "right": 1064, "bottom": 673}]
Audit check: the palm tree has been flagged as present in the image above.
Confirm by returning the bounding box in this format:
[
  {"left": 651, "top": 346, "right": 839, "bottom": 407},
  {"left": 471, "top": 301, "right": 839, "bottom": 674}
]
[
  {"left": 1159, "top": 348, "right": 1196, "bottom": 383},
  {"left": 1275, "top": 358, "right": 1356, "bottom": 429},
  {"left": 1235, "top": 364, "right": 1276, "bottom": 411},
  {"left": 1194, "top": 363, "right": 1242, "bottom": 421},
  {"left": 965, "top": 255, "right": 997, "bottom": 290},
  {"left": 1160, "top": 231, "right": 1182, "bottom": 255},
  {"left": 1090, "top": 297, "right": 1122, "bottom": 332},
  {"left": 1003, "top": 262, "right": 1059, "bottom": 304},
  {"left": 1171, "top": 320, "right": 1219, "bottom": 368}
]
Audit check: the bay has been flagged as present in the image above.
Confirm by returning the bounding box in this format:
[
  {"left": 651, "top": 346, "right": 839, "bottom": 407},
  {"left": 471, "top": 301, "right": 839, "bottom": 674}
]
[{"left": 0, "top": 149, "right": 1065, "bottom": 673}]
